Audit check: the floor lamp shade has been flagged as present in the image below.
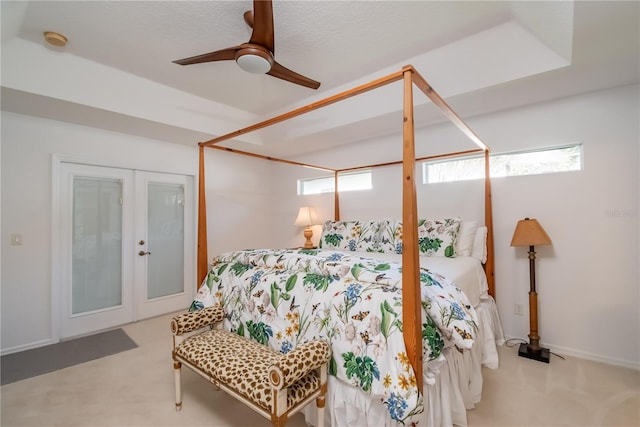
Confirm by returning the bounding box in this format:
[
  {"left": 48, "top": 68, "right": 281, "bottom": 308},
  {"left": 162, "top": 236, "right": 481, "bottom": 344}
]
[
  {"left": 511, "top": 217, "right": 552, "bottom": 363},
  {"left": 294, "top": 207, "right": 320, "bottom": 248},
  {"left": 511, "top": 218, "right": 552, "bottom": 247}
]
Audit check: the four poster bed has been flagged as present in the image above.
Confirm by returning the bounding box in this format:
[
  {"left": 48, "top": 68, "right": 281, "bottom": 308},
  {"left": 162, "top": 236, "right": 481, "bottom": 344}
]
[{"left": 181, "top": 65, "right": 503, "bottom": 426}]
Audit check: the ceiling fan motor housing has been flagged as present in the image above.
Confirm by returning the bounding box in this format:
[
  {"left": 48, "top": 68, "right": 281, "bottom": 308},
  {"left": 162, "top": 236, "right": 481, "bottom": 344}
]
[{"left": 235, "top": 44, "right": 274, "bottom": 74}]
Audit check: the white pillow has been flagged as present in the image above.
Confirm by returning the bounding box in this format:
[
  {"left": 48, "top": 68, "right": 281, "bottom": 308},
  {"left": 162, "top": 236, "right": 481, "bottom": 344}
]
[
  {"left": 471, "top": 226, "right": 488, "bottom": 263},
  {"left": 455, "top": 220, "right": 477, "bottom": 256}
]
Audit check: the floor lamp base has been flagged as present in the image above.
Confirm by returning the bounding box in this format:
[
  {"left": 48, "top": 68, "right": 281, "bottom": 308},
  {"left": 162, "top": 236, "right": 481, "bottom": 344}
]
[{"left": 518, "top": 343, "right": 550, "bottom": 363}]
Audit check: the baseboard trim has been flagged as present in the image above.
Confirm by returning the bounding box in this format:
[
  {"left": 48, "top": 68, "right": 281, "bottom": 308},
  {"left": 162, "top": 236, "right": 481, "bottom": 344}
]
[
  {"left": 9, "top": 336, "right": 639, "bottom": 370},
  {"left": 1, "top": 338, "right": 57, "bottom": 356},
  {"left": 504, "top": 335, "right": 639, "bottom": 371}
]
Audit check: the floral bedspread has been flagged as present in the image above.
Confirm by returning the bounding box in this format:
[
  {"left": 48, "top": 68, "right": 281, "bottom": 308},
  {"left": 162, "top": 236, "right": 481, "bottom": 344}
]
[{"left": 191, "top": 248, "right": 478, "bottom": 424}]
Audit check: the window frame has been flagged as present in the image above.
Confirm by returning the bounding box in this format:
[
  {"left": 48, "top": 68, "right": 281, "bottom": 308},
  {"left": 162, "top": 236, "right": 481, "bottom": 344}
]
[
  {"left": 297, "top": 170, "right": 373, "bottom": 195},
  {"left": 422, "top": 143, "right": 583, "bottom": 184}
]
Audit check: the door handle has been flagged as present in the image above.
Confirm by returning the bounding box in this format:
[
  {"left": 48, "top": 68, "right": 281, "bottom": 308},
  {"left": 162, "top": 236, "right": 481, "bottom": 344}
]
[{"left": 138, "top": 251, "right": 151, "bottom": 256}]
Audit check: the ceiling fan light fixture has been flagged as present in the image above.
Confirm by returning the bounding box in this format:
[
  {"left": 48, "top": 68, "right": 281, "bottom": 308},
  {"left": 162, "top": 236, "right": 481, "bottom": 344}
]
[
  {"left": 236, "top": 54, "right": 271, "bottom": 74},
  {"left": 235, "top": 45, "right": 273, "bottom": 74}
]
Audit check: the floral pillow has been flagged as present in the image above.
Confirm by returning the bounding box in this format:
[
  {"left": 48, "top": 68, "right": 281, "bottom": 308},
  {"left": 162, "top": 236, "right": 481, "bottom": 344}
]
[
  {"left": 417, "top": 217, "right": 461, "bottom": 257},
  {"left": 319, "top": 220, "right": 381, "bottom": 252},
  {"left": 360, "top": 220, "right": 395, "bottom": 253},
  {"left": 377, "top": 219, "right": 403, "bottom": 254},
  {"left": 320, "top": 218, "right": 461, "bottom": 257}
]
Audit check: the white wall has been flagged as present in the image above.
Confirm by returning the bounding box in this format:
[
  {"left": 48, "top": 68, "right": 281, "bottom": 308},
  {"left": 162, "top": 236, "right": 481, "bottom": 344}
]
[
  {"left": 0, "top": 111, "right": 275, "bottom": 353},
  {"left": 2, "top": 84, "right": 638, "bottom": 369},
  {"left": 273, "top": 84, "right": 640, "bottom": 369},
  {"left": 201, "top": 148, "right": 277, "bottom": 254}
]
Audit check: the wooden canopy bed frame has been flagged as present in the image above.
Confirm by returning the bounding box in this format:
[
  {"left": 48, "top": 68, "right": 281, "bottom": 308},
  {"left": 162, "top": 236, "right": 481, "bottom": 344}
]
[{"left": 194, "top": 65, "right": 495, "bottom": 394}]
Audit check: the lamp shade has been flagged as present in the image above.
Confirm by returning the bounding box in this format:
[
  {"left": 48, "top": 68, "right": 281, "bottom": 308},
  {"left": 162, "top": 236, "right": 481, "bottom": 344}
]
[
  {"left": 294, "top": 207, "right": 320, "bottom": 227},
  {"left": 510, "top": 218, "right": 552, "bottom": 247}
]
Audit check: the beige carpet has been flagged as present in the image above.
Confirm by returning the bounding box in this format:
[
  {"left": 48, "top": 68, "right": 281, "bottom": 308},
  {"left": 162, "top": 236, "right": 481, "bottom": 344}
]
[{"left": 1, "top": 311, "right": 638, "bottom": 427}]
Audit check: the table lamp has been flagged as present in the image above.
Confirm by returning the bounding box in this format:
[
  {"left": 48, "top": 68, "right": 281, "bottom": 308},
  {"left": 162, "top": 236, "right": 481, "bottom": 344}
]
[{"left": 294, "top": 207, "right": 319, "bottom": 249}]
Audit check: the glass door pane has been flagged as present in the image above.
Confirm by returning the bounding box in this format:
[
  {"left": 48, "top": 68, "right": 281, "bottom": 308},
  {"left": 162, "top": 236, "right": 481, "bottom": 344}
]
[
  {"left": 72, "top": 177, "right": 123, "bottom": 314},
  {"left": 147, "top": 183, "right": 185, "bottom": 299}
]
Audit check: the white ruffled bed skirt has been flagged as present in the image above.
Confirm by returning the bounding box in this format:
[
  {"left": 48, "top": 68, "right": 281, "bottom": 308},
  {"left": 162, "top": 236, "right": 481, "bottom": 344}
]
[{"left": 303, "top": 297, "right": 504, "bottom": 427}]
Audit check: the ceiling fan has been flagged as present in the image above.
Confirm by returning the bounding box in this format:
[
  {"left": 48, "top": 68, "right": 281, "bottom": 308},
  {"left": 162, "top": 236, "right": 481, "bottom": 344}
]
[{"left": 173, "top": 0, "right": 320, "bottom": 89}]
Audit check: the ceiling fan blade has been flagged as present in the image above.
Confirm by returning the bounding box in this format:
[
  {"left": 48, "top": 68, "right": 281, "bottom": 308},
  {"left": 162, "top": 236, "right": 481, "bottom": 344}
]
[
  {"left": 248, "top": 0, "right": 275, "bottom": 53},
  {"left": 173, "top": 46, "right": 241, "bottom": 65},
  {"left": 243, "top": 10, "right": 253, "bottom": 29},
  {"left": 268, "top": 61, "right": 320, "bottom": 89}
]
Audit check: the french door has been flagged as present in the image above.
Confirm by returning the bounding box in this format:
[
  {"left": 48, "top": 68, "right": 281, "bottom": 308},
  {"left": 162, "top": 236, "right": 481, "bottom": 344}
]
[
  {"left": 58, "top": 162, "right": 195, "bottom": 339},
  {"left": 134, "top": 171, "right": 194, "bottom": 320}
]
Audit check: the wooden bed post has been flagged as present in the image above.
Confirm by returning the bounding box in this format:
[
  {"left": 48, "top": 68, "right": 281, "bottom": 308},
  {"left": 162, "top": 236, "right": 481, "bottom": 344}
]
[
  {"left": 334, "top": 171, "right": 340, "bottom": 221},
  {"left": 484, "top": 150, "right": 495, "bottom": 298},
  {"left": 197, "top": 144, "right": 208, "bottom": 288},
  {"left": 401, "top": 67, "right": 423, "bottom": 391}
]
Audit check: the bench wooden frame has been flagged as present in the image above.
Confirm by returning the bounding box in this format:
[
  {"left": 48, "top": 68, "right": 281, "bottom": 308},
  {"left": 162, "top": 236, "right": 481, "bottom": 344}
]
[{"left": 171, "top": 306, "right": 331, "bottom": 427}]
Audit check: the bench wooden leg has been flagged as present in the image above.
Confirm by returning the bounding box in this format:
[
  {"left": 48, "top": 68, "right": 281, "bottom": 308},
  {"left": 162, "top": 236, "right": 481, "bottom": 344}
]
[
  {"left": 271, "top": 388, "right": 289, "bottom": 427},
  {"left": 174, "top": 361, "right": 182, "bottom": 411},
  {"left": 316, "top": 396, "right": 326, "bottom": 427},
  {"left": 316, "top": 365, "right": 328, "bottom": 427},
  {"left": 271, "top": 415, "right": 287, "bottom": 427}
]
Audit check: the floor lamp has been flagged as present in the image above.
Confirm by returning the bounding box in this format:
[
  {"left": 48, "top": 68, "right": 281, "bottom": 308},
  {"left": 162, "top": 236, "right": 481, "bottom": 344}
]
[{"left": 511, "top": 217, "right": 552, "bottom": 363}]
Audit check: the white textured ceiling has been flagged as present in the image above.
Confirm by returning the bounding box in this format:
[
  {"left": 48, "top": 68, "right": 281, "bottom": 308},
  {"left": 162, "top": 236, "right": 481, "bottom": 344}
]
[{"left": 1, "top": 1, "right": 638, "bottom": 157}]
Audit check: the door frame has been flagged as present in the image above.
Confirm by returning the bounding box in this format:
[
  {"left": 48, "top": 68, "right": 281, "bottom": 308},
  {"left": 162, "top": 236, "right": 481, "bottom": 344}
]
[{"left": 51, "top": 154, "right": 197, "bottom": 341}]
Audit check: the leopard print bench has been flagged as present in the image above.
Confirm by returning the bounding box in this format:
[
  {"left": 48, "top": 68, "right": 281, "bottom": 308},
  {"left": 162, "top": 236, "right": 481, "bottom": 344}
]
[{"left": 171, "top": 306, "right": 331, "bottom": 427}]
